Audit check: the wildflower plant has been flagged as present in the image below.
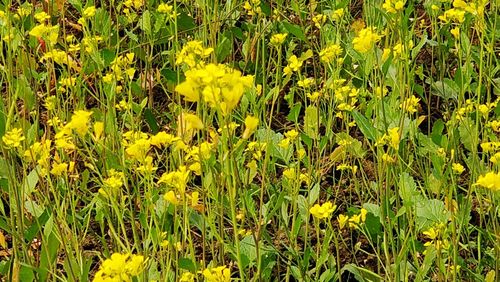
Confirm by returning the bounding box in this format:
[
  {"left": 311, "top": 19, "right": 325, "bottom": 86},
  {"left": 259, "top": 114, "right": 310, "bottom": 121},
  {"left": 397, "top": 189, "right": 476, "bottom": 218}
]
[{"left": 0, "top": 0, "right": 498, "bottom": 281}]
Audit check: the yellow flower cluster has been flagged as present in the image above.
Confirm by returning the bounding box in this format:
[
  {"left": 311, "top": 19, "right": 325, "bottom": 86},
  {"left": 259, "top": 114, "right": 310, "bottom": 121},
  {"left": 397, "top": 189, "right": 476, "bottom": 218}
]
[
  {"left": 352, "top": 27, "right": 381, "bottom": 53},
  {"left": 92, "top": 253, "right": 145, "bottom": 282},
  {"left": 270, "top": 33, "right": 287, "bottom": 46},
  {"left": 283, "top": 55, "right": 302, "bottom": 76},
  {"left": 399, "top": 95, "right": 420, "bottom": 113},
  {"left": 175, "top": 63, "right": 254, "bottom": 115},
  {"left": 312, "top": 14, "right": 327, "bottom": 28},
  {"left": 382, "top": 0, "right": 405, "bottom": 13},
  {"left": 243, "top": 0, "right": 262, "bottom": 16},
  {"left": 103, "top": 53, "right": 136, "bottom": 83},
  {"left": 474, "top": 172, "right": 500, "bottom": 191},
  {"left": 337, "top": 208, "right": 368, "bottom": 229},
  {"left": 310, "top": 202, "right": 337, "bottom": 219},
  {"left": 319, "top": 43, "right": 343, "bottom": 64},
  {"left": 333, "top": 83, "right": 359, "bottom": 118},
  {"left": 29, "top": 23, "right": 59, "bottom": 46},
  {"left": 201, "top": 265, "right": 231, "bottom": 282},
  {"left": 2, "top": 128, "right": 25, "bottom": 149},
  {"left": 176, "top": 40, "right": 214, "bottom": 67}
]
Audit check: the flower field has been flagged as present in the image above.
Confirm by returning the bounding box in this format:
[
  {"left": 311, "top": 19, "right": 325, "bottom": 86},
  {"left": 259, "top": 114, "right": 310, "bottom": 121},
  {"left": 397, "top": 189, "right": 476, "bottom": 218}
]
[{"left": 0, "top": 0, "right": 498, "bottom": 281}]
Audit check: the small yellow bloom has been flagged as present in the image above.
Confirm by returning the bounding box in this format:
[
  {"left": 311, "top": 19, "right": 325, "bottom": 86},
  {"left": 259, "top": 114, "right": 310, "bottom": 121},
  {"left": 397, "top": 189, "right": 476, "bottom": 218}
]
[
  {"left": 352, "top": 27, "right": 381, "bottom": 53},
  {"left": 2, "top": 128, "right": 25, "bottom": 149},
  {"left": 82, "top": 6, "right": 96, "bottom": 18},
  {"left": 474, "top": 172, "right": 500, "bottom": 191},
  {"left": 450, "top": 27, "right": 460, "bottom": 39},
  {"left": 242, "top": 115, "right": 259, "bottom": 139},
  {"left": 270, "top": 33, "right": 287, "bottom": 46},
  {"left": 50, "top": 162, "right": 68, "bottom": 176},
  {"left": 68, "top": 110, "right": 93, "bottom": 136},
  {"left": 201, "top": 265, "right": 231, "bottom": 282},
  {"left": 164, "top": 190, "right": 181, "bottom": 205},
  {"left": 310, "top": 202, "right": 337, "bottom": 219},
  {"left": 338, "top": 214, "right": 348, "bottom": 229},
  {"left": 452, "top": 163, "right": 465, "bottom": 174}
]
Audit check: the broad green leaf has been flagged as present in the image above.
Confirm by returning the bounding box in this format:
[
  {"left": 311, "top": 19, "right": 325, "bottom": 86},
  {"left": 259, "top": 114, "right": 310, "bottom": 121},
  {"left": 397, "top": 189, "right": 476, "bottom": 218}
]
[
  {"left": 352, "top": 111, "right": 377, "bottom": 141},
  {"left": 431, "top": 79, "right": 459, "bottom": 100},
  {"left": 304, "top": 105, "right": 319, "bottom": 139},
  {"left": 416, "top": 199, "right": 450, "bottom": 231},
  {"left": 398, "top": 172, "right": 424, "bottom": 207},
  {"left": 282, "top": 21, "right": 306, "bottom": 41},
  {"left": 341, "top": 264, "right": 382, "bottom": 282}
]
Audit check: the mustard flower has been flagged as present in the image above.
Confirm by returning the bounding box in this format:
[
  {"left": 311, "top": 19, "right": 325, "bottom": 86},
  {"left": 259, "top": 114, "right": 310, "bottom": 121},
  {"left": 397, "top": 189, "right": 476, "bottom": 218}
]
[
  {"left": 310, "top": 202, "right": 337, "bottom": 219},
  {"left": 474, "top": 172, "right": 500, "bottom": 191},
  {"left": 270, "top": 33, "right": 287, "bottom": 46},
  {"left": 352, "top": 27, "right": 381, "bottom": 53},
  {"left": 242, "top": 115, "right": 259, "bottom": 139},
  {"left": 2, "top": 128, "right": 25, "bottom": 149},
  {"left": 92, "top": 253, "right": 145, "bottom": 282},
  {"left": 201, "top": 265, "right": 231, "bottom": 282}
]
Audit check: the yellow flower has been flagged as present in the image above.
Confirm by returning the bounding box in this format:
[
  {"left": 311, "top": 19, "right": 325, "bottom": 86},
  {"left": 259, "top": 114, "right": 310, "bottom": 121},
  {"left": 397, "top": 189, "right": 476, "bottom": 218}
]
[
  {"left": 2, "top": 128, "right": 25, "bottom": 149},
  {"left": 284, "top": 129, "right": 299, "bottom": 140},
  {"left": 164, "top": 190, "right": 181, "bottom": 205},
  {"left": 50, "top": 162, "right": 68, "bottom": 176},
  {"left": 360, "top": 208, "right": 368, "bottom": 222},
  {"left": 201, "top": 265, "right": 231, "bottom": 282},
  {"left": 474, "top": 172, "right": 500, "bottom": 191},
  {"left": 242, "top": 116, "right": 259, "bottom": 139},
  {"left": 82, "top": 6, "right": 96, "bottom": 18},
  {"left": 270, "top": 33, "right": 287, "bottom": 46},
  {"left": 178, "top": 112, "right": 204, "bottom": 138},
  {"left": 125, "top": 138, "right": 151, "bottom": 160},
  {"left": 338, "top": 214, "right": 349, "bottom": 229},
  {"left": 68, "top": 110, "right": 93, "bottom": 135},
  {"left": 282, "top": 167, "right": 296, "bottom": 180},
  {"left": 92, "top": 253, "right": 145, "bottom": 282},
  {"left": 310, "top": 202, "right": 337, "bottom": 219},
  {"left": 34, "top": 12, "right": 51, "bottom": 23},
  {"left": 382, "top": 0, "right": 405, "bottom": 13},
  {"left": 452, "top": 163, "right": 465, "bottom": 175},
  {"left": 312, "top": 14, "right": 327, "bottom": 28},
  {"left": 332, "top": 8, "right": 344, "bottom": 21},
  {"left": 400, "top": 95, "right": 420, "bottom": 113},
  {"left": 103, "top": 170, "right": 124, "bottom": 190},
  {"left": 388, "top": 127, "right": 400, "bottom": 150},
  {"left": 319, "top": 43, "right": 343, "bottom": 63},
  {"left": 158, "top": 166, "right": 190, "bottom": 192},
  {"left": 150, "top": 131, "right": 177, "bottom": 147},
  {"left": 175, "top": 40, "right": 213, "bottom": 67},
  {"left": 450, "top": 26, "right": 460, "bottom": 39},
  {"left": 175, "top": 64, "right": 253, "bottom": 115},
  {"left": 180, "top": 272, "right": 195, "bottom": 282},
  {"left": 157, "top": 3, "right": 173, "bottom": 14},
  {"left": 352, "top": 27, "right": 381, "bottom": 53}
]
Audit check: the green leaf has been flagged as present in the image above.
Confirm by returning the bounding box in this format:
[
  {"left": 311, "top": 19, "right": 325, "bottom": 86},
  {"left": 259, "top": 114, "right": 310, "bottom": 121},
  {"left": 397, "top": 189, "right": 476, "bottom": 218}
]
[
  {"left": 239, "top": 236, "right": 257, "bottom": 268},
  {"left": 216, "top": 34, "right": 232, "bottom": 62},
  {"left": 287, "top": 103, "right": 302, "bottom": 122},
  {"left": 177, "top": 13, "right": 196, "bottom": 31},
  {"left": 38, "top": 231, "right": 60, "bottom": 282},
  {"left": 304, "top": 105, "right": 319, "bottom": 139},
  {"left": 416, "top": 199, "right": 450, "bottom": 231},
  {"left": 352, "top": 111, "right": 377, "bottom": 141},
  {"left": 143, "top": 109, "right": 159, "bottom": 134},
  {"left": 341, "top": 264, "right": 382, "bottom": 282},
  {"left": 139, "top": 10, "right": 152, "bottom": 35},
  {"left": 431, "top": 79, "right": 459, "bottom": 100},
  {"left": 282, "top": 21, "right": 306, "bottom": 41},
  {"left": 398, "top": 172, "right": 424, "bottom": 207},
  {"left": 178, "top": 258, "right": 196, "bottom": 272}
]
